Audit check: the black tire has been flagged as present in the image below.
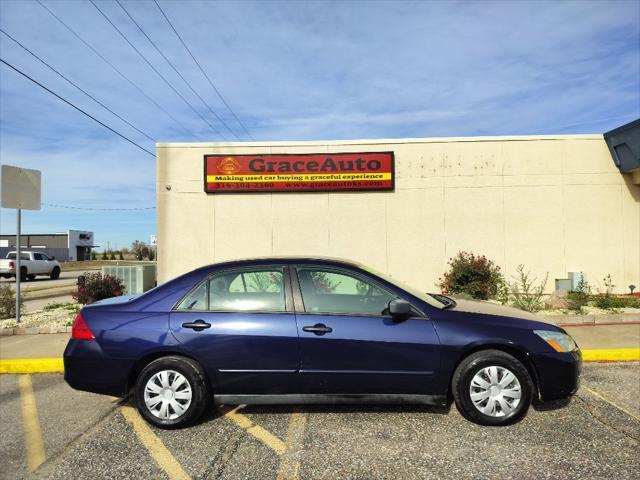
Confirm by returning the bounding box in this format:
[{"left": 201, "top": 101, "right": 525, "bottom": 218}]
[
  {"left": 134, "top": 356, "right": 210, "bottom": 429},
  {"left": 19, "top": 267, "right": 28, "bottom": 282},
  {"left": 27, "top": 274, "right": 36, "bottom": 281},
  {"left": 452, "top": 349, "right": 533, "bottom": 426},
  {"left": 50, "top": 266, "right": 61, "bottom": 280}
]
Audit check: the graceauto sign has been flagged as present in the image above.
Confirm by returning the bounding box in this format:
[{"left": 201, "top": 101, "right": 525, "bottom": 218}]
[{"left": 204, "top": 152, "right": 394, "bottom": 193}]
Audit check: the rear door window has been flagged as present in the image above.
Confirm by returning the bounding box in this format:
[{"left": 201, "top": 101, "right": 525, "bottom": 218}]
[
  {"left": 211, "top": 269, "right": 285, "bottom": 312},
  {"left": 174, "top": 267, "right": 287, "bottom": 312}
]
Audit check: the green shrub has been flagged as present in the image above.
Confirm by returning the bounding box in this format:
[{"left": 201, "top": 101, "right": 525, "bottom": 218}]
[
  {"left": 0, "top": 284, "right": 23, "bottom": 319},
  {"left": 110, "top": 252, "right": 116, "bottom": 261},
  {"left": 438, "top": 251, "right": 503, "bottom": 300},
  {"left": 91, "top": 251, "right": 97, "bottom": 260},
  {"left": 102, "top": 250, "right": 108, "bottom": 260},
  {"left": 567, "top": 279, "right": 590, "bottom": 313},
  {"left": 148, "top": 248, "right": 155, "bottom": 261},
  {"left": 43, "top": 302, "right": 80, "bottom": 312},
  {"left": 73, "top": 272, "right": 126, "bottom": 305},
  {"left": 119, "top": 251, "right": 124, "bottom": 261},
  {"left": 509, "top": 265, "right": 548, "bottom": 313}
]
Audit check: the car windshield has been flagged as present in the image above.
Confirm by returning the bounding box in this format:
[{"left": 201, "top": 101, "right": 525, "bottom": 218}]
[{"left": 359, "top": 263, "right": 448, "bottom": 309}]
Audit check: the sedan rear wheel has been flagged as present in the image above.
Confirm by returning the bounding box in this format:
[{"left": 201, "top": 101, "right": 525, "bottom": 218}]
[
  {"left": 135, "top": 356, "right": 210, "bottom": 429},
  {"left": 452, "top": 349, "right": 533, "bottom": 426}
]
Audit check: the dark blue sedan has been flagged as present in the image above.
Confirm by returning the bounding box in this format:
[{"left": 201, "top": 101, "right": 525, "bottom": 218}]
[{"left": 64, "top": 257, "right": 581, "bottom": 428}]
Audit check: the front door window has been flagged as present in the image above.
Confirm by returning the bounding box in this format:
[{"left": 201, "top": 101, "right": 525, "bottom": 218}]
[{"left": 296, "top": 268, "right": 395, "bottom": 316}]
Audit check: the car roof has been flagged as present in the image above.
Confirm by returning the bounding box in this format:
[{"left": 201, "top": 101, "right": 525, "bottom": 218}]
[{"left": 204, "top": 256, "right": 364, "bottom": 269}]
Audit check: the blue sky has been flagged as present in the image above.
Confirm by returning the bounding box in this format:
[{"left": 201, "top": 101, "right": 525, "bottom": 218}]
[{"left": 1, "top": 0, "right": 639, "bottom": 250}]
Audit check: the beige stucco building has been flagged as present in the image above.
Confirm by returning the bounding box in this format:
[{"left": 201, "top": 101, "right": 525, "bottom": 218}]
[{"left": 156, "top": 134, "right": 640, "bottom": 294}]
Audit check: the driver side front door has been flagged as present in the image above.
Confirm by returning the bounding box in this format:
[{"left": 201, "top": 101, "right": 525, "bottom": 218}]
[{"left": 293, "top": 266, "right": 441, "bottom": 395}]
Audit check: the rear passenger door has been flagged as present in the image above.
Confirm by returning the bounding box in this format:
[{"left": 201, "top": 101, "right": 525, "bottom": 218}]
[
  {"left": 170, "top": 265, "right": 300, "bottom": 394},
  {"left": 293, "top": 266, "right": 440, "bottom": 395}
]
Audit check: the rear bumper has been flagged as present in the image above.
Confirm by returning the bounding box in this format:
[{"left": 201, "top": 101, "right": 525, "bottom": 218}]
[
  {"left": 64, "top": 340, "right": 132, "bottom": 397},
  {"left": 531, "top": 350, "right": 582, "bottom": 402}
]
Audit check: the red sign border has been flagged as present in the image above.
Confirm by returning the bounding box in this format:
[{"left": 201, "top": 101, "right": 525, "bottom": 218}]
[{"left": 203, "top": 151, "right": 395, "bottom": 194}]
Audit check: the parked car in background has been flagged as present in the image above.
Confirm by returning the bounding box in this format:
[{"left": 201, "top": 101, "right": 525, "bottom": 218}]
[
  {"left": 64, "top": 257, "right": 581, "bottom": 429},
  {"left": 0, "top": 251, "right": 61, "bottom": 281}
]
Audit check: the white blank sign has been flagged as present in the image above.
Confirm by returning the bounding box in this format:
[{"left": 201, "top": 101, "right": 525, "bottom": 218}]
[{"left": 1, "top": 164, "right": 41, "bottom": 210}]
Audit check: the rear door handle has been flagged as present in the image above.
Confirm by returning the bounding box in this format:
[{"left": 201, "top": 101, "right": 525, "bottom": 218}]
[
  {"left": 302, "top": 323, "right": 333, "bottom": 335},
  {"left": 182, "top": 319, "right": 211, "bottom": 332}
]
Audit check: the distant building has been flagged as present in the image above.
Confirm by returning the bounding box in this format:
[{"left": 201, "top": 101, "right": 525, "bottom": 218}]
[{"left": 0, "top": 230, "right": 97, "bottom": 261}]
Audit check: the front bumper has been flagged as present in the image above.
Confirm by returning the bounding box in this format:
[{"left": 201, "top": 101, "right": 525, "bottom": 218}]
[{"left": 531, "top": 349, "right": 582, "bottom": 402}]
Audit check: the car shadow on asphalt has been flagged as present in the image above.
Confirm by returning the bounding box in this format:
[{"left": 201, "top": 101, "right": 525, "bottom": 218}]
[
  {"left": 532, "top": 397, "right": 573, "bottom": 411},
  {"left": 215, "top": 403, "right": 453, "bottom": 417}
]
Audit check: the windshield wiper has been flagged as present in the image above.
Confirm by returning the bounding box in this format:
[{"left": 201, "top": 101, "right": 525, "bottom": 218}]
[{"left": 429, "top": 293, "right": 456, "bottom": 309}]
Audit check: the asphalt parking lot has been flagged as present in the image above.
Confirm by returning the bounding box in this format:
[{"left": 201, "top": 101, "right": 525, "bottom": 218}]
[{"left": 1, "top": 363, "right": 638, "bottom": 480}]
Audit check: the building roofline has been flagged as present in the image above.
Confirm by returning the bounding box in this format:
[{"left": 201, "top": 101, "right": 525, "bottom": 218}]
[
  {"left": 156, "top": 133, "right": 604, "bottom": 149},
  {"left": 0, "top": 233, "right": 69, "bottom": 237}
]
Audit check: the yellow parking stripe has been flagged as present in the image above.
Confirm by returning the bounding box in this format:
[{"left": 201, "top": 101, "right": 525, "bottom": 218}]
[
  {"left": 581, "top": 348, "right": 640, "bottom": 362},
  {"left": 0, "top": 358, "right": 64, "bottom": 374},
  {"left": 223, "top": 406, "right": 287, "bottom": 454},
  {"left": 18, "top": 374, "right": 46, "bottom": 472},
  {"left": 121, "top": 406, "right": 190, "bottom": 480},
  {"left": 582, "top": 386, "right": 640, "bottom": 421},
  {"left": 277, "top": 412, "right": 308, "bottom": 480}
]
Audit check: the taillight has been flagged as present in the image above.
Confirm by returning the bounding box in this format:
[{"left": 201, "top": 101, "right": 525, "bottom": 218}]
[
  {"left": 8, "top": 261, "right": 14, "bottom": 268},
  {"left": 71, "top": 313, "right": 94, "bottom": 340}
]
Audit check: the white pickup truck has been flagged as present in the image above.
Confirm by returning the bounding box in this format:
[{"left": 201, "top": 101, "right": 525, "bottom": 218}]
[{"left": 0, "top": 251, "right": 61, "bottom": 281}]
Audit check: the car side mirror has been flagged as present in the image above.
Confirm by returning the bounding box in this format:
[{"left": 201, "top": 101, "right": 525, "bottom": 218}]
[{"left": 389, "top": 298, "right": 412, "bottom": 319}]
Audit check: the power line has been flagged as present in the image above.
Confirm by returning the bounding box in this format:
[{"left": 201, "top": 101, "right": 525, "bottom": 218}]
[
  {"left": 0, "top": 27, "right": 156, "bottom": 143},
  {"left": 116, "top": 0, "right": 240, "bottom": 140},
  {"left": 42, "top": 203, "right": 155, "bottom": 211},
  {"left": 89, "top": 0, "right": 226, "bottom": 139},
  {"left": 36, "top": 0, "right": 199, "bottom": 140},
  {"left": 154, "top": 0, "right": 255, "bottom": 140},
  {"left": 0, "top": 58, "right": 156, "bottom": 157}
]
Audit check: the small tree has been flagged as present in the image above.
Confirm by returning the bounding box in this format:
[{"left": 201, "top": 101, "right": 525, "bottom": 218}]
[
  {"left": 131, "top": 241, "right": 149, "bottom": 261},
  {"left": 148, "top": 248, "right": 155, "bottom": 261},
  {"left": 102, "top": 250, "right": 108, "bottom": 260},
  {"left": 118, "top": 250, "right": 124, "bottom": 261},
  {"left": 110, "top": 252, "right": 116, "bottom": 261},
  {"left": 91, "top": 251, "right": 97, "bottom": 260},
  {"left": 73, "top": 272, "right": 126, "bottom": 304},
  {"left": 509, "top": 265, "right": 548, "bottom": 312},
  {"left": 437, "top": 251, "right": 502, "bottom": 300}
]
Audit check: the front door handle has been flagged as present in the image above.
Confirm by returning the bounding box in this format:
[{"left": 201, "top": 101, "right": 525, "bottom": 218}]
[
  {"left": 182, "top": 319, "right": 211, "bottom": 332},
  {"left": 302, "top": 323, "right": 333, "bottom": 335}
]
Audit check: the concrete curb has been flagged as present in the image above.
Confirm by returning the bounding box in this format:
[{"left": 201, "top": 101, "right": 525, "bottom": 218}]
[
  {"left": 0, "top": 358, "right": 64, "bottom": 374},
  {"left": 1, "top": 349, "right": 638, "bottom": 374},
  {"left": 543, "top": 313, "right": 640, "bottom": 325},
  {"left": 581, "top": 348, "right": 640, "bottom": 362},
  {"left": 0, "top": 326, "right": 71, "bottom": 336}
]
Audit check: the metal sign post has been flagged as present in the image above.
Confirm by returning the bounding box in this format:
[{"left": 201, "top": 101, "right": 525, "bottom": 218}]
[
  {"left": 1, "top": 165, "right": 41, "bottom": 324},
  {"left": 16, "top": 208, "right": 21, "bottom": 321}
]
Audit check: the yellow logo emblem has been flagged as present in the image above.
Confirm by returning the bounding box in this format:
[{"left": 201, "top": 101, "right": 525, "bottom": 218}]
[{"left": 218, "top": 157, "right": 240, "bottom": 175}]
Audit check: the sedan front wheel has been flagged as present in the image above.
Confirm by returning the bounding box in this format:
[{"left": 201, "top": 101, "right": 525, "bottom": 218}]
[{"left": 452, "top": 349, "right": 533, "bottom": 426}]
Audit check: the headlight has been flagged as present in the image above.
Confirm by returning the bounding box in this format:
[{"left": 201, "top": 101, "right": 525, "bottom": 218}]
[{"left": 534, "top": 330, "right": 578, "bottom": 352}]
